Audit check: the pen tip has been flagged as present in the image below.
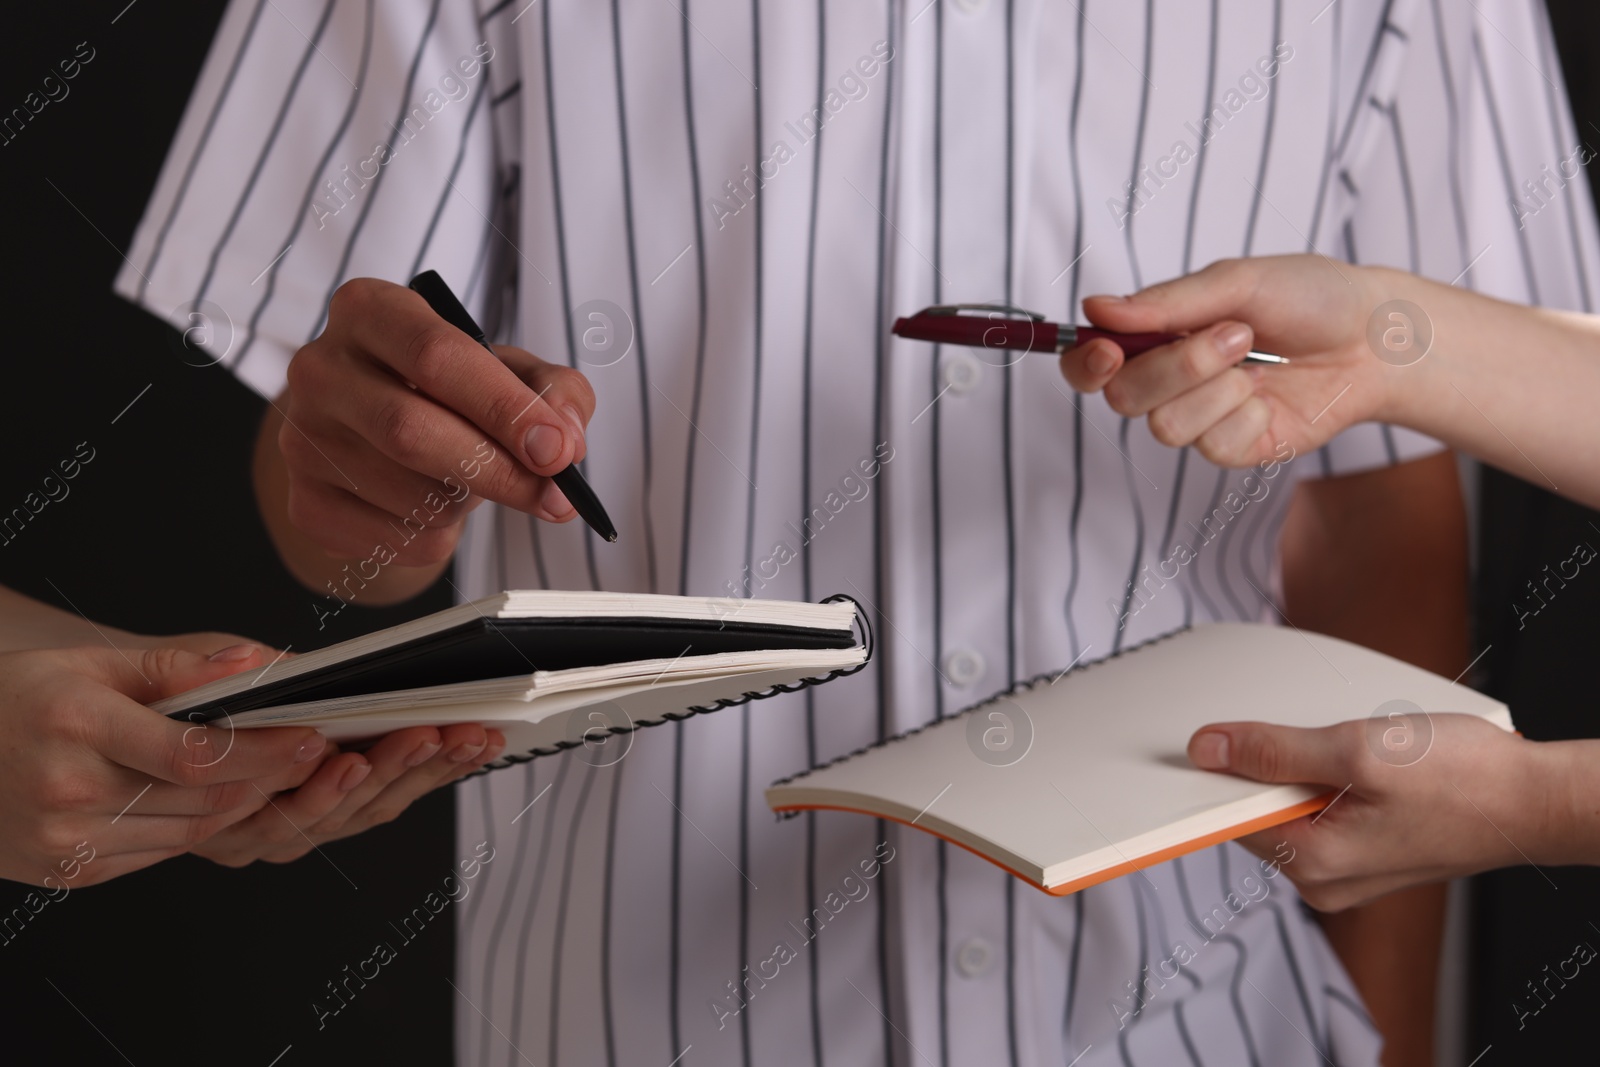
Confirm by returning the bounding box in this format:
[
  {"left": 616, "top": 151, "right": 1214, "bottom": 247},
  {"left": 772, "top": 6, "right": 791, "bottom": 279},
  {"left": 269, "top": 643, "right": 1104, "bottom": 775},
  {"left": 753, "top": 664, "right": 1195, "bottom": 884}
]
[{"left": 604, "top": 532, "right": 619, "bottom": 543}]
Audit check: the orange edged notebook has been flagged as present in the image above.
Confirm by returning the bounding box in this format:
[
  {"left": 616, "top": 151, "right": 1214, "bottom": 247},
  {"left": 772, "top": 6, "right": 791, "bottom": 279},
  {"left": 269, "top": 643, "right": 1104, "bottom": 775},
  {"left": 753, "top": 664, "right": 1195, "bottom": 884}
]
[{"left": 766, "top": 623, "right": 1513, "bottom": 897}]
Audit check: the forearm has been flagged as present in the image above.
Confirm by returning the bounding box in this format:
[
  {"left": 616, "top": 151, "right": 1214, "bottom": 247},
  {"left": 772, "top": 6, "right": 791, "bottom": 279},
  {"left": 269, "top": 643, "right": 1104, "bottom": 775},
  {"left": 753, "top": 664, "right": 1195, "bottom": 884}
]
[
  {"left": 0, "top": 586, "right": 277, "bottom": 660},
  {"left": 1369, "top": 268, "right": 1600, "bottom": 509},
  {"left": 253, "top": 398, "right": 449, "bottom": 605},
  {"left": 0, "top": 585, "right": 139, "bottom": 652}
]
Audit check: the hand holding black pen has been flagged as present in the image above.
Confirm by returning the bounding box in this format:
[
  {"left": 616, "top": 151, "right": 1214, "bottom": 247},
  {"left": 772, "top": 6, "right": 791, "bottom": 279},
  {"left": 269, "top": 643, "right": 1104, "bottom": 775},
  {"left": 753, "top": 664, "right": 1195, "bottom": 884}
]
[
  {"left": 261, "top": 274, "right": 607, "bottom": 604},
  {"left": 409, "top": 271, "right": 616, "bottom": 542}
]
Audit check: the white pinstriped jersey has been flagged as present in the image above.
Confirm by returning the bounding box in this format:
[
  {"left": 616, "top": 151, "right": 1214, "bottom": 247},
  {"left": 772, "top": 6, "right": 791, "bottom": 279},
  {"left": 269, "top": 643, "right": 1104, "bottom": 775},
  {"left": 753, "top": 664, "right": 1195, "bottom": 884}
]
[{"left": 116, "top": 1, "right": 1600, "bottom": 1064}]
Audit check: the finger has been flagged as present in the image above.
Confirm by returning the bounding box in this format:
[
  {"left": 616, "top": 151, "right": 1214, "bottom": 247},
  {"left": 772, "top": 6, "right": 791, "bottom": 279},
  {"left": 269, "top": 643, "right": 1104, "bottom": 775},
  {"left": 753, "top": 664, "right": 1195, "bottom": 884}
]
[
  {"left": 430, "top": 730, "right": 508, "bottom": 792},
  {"left": 1083, "top": 258, "right": 1261, "bottom": 334},
  {"left": 442, "top": 728, "right": 506, "bottom": 782},
  {"left": 78, "top": 644, "right": 267, "bottom": 704},
  {"left": 99, "top": 811, "right": 253, "bottom": 852},
  {"left": 1290, "top": 879, "right": 1383, "bottom": 914},
  {"left": 327, "top": 279, "right": 593, "bottom": 479},
  {"left": 207, "top": 752, "right": 374, "bottom": 863},
  {"left": 109, "top": 773, "right": 263, "bottom": 817},
  {"left": 1193, "top": 395, "right": 1275, "bottom": 468},
  {"left": 72, "top": 848, "right": 189, "bottom": 887},
  {"left": 1187, "top": 720, "right": 1353, "bottom": 786},
  {"left": 306, "top": 726, "right": 447, "bottom": 834},
  {"left": 1234, "top": 823, "right": 1412, "bottom": 912},
  {"left": 281, "top": 421, "right": 477, "bottom": 529},
  {"left": 499, "top": 349, "right": 597, "bottom": 441},
  {"left": 301, "top": 355, "right": 580, "bottom": 522},
  {"left": 252, "top": 742, "right": 340, "bottom": 794},
  {"left": 321, "top": 726, "right": 503, "bottom": 837},
  {"left": 1058, "top": 339, "right": 1124, "bottom": 393},
  {"left": 147, "top": 634, "right": 278, "bottom": 659},
  {"left": 127, "top": 742, "right": 332, "bottom": 816},
  {"left": 1231, "top": 829, "right": 1324, "bottom": 904},
  {"left": 438, "top": 722, "right": 493, "bottom": 765},
  {"left": 284, "top": 477, "right": 467, "bottom": 564},
  {"left": 287, "top": 350, "right": 545, "bottom": 511},
  {"left": 1102, "top": 321, "right": 1254, "bottom": 417},
  {"left": 69, "top": 646, "right": 326, "bottom": 785},
  {"left": 539, "top": 479, "right": 577, "bottom": 521},
  {"left": 1232, "top": 828, "right": 1294, "bottom": 865},
  {"left": 1144, "top": 369, "right": 1256, "bottom": 449},
  {"left": 1230, "top": 848, "right": 1361, "bottom": 913},
  {"left": 100, "top": 711, "right": 325, "bottom": 790}
]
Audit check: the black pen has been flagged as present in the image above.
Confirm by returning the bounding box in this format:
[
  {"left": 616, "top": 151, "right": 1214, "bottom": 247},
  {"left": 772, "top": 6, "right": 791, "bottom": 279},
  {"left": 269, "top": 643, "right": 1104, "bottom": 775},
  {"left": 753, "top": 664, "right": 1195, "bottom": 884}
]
[{"left": 408, "top": 270, "right": 618, "bottom": 543}]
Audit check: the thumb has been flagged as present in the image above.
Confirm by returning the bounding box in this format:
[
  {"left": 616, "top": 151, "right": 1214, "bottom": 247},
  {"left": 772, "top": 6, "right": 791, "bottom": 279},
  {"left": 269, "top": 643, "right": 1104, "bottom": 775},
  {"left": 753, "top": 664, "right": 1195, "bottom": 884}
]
[
  {"left": 1187, "top": 721, "right": 1349, "bottom": 786},
  {"left": 81, "top": 644, "right": 268, "bottom": 704},
  {"left": 1083, "top": 258, "right": 1261, "bottom": 334}
]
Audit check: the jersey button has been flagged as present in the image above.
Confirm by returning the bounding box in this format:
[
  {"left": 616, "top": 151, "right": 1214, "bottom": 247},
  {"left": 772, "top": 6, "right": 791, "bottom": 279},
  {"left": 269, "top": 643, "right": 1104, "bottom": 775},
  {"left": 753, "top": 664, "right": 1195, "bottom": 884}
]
[
  {"left": 943, "top": 647, "right": 986, "bottom": 688},
  {"left": 955, "top": 938, "right": 994, "bottom": 978},
  {"left": 940, "top": 351, "right": 982, "bottom": 395}
]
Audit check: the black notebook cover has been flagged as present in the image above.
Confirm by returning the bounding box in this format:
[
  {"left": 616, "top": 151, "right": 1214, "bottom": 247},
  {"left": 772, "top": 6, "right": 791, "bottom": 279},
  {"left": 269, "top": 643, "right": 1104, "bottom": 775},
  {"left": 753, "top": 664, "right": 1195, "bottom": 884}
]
[{"left": 168, "top": 615, "right": 859, "bottom": 723}]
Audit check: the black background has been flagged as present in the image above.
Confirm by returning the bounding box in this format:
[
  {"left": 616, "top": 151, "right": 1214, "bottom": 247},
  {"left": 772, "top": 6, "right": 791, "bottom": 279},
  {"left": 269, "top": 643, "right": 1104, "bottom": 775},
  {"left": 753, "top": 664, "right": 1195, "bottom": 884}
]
[
  {"left": 0, "top": 2, "right": 1596, "bottom": 1064},
  {"left": 0, "top": 4, "right": 455, "bottom": 1065},
  {"left": 1470, "top": 4, "right": 1600, "bottom": 1061}
]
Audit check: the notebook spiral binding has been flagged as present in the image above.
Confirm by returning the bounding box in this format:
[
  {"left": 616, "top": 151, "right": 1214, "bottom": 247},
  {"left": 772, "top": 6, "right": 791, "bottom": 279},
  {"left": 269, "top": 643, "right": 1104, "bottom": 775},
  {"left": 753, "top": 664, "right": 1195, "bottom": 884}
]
[
  {"left": 471, "top": 593, "right": 875, "bottom": 775},
  {"left": 766, "top": 625, "right": 1192, "bottom": 819}
]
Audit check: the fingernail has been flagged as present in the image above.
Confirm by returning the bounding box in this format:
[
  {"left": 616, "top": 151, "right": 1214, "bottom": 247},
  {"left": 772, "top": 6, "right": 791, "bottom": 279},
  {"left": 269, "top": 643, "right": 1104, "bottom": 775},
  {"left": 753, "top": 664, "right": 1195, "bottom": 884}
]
[
  {"left": 296, "top": 734, "right": 328, "bottom": 763},
  {"left": 209, "top": 644, "right": 258, "bottom": 663},
  {"left": 447, "top": 741, "right": 486, "bottom": 764},
  {"left": 1191, "top": 732, "right": 1230, "bottom": 770},
  {"left": 1216, "top": 323, "right": 1252, "bottom": 357},
  {"left": 542, "top": 481, "right": 573, "bottom": 517},
  {"left": 1087, "top": 347, "right": 1118, "bottom": 377},
  {"left": 524, "top": 423, "right": 565, "bottom": 470},
  {"left": 1087, "top": 293, "right": 1128, "bottom": 303},
  {"left": 406, "top": 740, "right": 442, "bottom": 768},
  {"left": 483, "top": 739, "right": 506, "bottom": 762},
  {"left": 339, "top": 760, "right": 372, "bottom": 791},
  {"left": 561, "top": 404, "right": 585, "bottom": 435}
]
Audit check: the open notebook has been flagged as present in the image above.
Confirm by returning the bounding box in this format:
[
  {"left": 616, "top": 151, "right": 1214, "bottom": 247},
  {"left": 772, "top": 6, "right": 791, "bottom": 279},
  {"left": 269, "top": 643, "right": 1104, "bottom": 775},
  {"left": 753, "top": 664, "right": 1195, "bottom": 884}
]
[
  {"left": 155, "top": 591, "right": 869, "bottom": 769},
  {"left": 767, "top": 623, "right": 1512, "bottom": 896}
]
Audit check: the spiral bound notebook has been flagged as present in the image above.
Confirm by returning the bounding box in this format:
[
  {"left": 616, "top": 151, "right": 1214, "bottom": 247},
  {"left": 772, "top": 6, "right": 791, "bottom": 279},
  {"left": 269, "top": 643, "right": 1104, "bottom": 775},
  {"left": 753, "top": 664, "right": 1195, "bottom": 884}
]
[
  {"left": 154, "top": 591, "right": 870, "bottom": 768},
  {"left": 767, "top": 623, "right": 1514, "bottom": 897}
]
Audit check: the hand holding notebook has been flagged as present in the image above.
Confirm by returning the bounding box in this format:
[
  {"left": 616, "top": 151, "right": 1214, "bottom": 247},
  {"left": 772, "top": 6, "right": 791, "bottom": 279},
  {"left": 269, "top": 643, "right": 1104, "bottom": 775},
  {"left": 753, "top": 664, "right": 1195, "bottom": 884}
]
[
  {"left": 1183, "top": 709, "right": 1550, "bottom": 911},
  {"left": 155, "top": 591, "right": 869, "bottom": 770},
  {"left": 767, "top": 623, "right": 1513, "bottom": 897}
]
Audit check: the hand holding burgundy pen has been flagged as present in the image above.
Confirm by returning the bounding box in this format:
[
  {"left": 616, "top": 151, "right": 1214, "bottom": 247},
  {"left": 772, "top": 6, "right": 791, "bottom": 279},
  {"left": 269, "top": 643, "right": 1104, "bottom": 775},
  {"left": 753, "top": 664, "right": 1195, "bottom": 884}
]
[
  {"left": 410, "top": 270, "right": 617, "bottom": 542},
  {"left": 891, "top": 303, "right": 1289, "bottom": 364}
]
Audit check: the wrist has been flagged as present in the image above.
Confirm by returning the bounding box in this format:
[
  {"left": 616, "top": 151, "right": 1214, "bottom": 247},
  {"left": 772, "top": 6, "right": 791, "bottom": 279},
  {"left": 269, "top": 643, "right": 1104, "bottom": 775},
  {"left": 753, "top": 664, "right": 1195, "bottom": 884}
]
[
  {"left": 1515, "top": 738, "right": 1600, "bottom": 867},
  {"left": 1359, "top": 266, "right": 1434, "bottom": 429}
]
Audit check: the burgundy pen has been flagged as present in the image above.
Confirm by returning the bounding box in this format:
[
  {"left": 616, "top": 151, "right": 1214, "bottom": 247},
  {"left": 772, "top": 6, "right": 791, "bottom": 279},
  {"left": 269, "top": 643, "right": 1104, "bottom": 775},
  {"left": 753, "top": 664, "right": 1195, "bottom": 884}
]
[{"left": 891, "top": 303, "right": 1289, "bottom": 365}]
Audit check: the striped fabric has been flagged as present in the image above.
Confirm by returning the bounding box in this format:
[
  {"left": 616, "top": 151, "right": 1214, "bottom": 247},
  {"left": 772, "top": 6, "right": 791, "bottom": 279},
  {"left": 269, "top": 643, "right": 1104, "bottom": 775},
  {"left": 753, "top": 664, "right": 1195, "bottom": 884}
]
[{"left": 115, "top": 1, "right": 1600, "bottom": 1065}]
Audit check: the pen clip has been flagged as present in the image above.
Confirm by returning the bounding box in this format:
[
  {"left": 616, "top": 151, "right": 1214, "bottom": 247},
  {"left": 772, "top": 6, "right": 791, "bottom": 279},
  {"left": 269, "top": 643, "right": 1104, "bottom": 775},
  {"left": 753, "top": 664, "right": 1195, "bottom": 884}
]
[
  {"left": 893, "top": 303, "right": 1058, "bottom": 354},
  {"left": 924, "top": 303, "right": 1047, "bottom": 322}
]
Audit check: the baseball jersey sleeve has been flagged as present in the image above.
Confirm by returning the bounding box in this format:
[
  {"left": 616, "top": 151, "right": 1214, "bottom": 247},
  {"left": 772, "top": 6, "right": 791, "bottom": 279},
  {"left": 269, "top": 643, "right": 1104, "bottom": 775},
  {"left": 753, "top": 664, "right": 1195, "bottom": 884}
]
[{"left": 112, "top": 0, "right": 519, "bottom": 400}]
